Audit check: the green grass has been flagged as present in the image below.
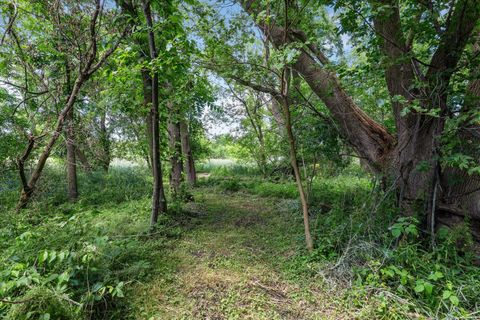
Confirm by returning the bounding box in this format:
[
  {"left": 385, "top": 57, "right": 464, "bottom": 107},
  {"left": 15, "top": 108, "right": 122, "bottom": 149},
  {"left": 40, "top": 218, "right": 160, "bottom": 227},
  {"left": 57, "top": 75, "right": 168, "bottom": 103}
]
[
  {"left": 127, "top": 190, "right": 348, "bottom": 319},
  {"left": 197, "top": 159, "right": 262, "bottom": 177},
  {"left": 1, "top": 160, "right": 479, "bottom": 319}
]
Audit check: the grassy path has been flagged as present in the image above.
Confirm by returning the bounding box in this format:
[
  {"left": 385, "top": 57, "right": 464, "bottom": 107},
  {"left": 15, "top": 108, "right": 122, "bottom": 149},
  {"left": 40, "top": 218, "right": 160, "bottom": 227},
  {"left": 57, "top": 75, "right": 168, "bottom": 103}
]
[{"left": 128, "top": 189, "right": 349, "bottom": 319}]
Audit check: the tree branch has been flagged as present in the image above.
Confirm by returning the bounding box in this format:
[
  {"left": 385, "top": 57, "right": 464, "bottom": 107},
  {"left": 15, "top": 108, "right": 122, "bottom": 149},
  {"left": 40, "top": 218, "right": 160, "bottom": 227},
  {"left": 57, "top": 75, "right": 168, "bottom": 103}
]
[{"left": 426, "top": 0, "right": 480, "bottom": 82}]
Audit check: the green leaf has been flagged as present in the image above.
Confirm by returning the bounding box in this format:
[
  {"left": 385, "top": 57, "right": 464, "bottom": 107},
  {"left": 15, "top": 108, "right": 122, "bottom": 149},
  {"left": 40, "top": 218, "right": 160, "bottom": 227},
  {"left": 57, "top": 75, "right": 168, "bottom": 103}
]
[
  {"left": 424, "top": 282, "right": 433, "bottom": 297},
  {"left": 391, "top": 227, "right": 401, "bottom": 238},
  {"left": 58, "top": 271, "right": 70, "bottom": 284},
  {"left": 38, "top": 250, "right": 48, "bottom": 264},
  {"left": 40, "top": 313, "right": 50, "bottom": 320},
  {"left": 414, "top": 283, "right": 424, "bottom": 293},
  {"left": 449, "top": 295, "right": 459, "bottom": 306},
  {"left": 442, "top": 290, "right": 451, "bottom": 299},
  {"left": 44, "top": 273, "right": 59, "bottom": 284},
  {"left": 48, "top": 251, "right": 56, "bottom": 263},
  {"left": 428, "top": 271, "right": 443, "bottom": 281},
  {"left": 92, "top": 282, "right": 103, "bottom": 293}
]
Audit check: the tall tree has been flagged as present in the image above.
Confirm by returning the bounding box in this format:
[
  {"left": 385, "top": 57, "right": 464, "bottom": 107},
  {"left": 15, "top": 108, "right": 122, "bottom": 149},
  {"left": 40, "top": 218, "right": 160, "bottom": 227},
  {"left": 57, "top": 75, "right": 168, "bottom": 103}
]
[
  {"left": 236, "top": 0, "right": 480, "bottom": 246},
  {"left": 64, "top": 61, "right": 78, "bottom": 200},
  {"left": 12, "top": 0, "right": 128, "bottom": 209},
  {"left": 279, "top": 77, "right": 314, "bottom": 251},
  {"left": 141, "top": 0, "right": 167, "bottom": 225}
]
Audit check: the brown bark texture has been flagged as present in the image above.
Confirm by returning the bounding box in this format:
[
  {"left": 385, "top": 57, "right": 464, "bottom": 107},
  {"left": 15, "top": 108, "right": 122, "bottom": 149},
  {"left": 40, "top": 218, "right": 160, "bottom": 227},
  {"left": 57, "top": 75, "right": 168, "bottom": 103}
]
[
  {"left": 239, "top": 0, "right": 480, "bottom": 247},
  {"left": 168, "top": 115, "right": 183, "bottom": 196},
  {"left": 16, "top": 1, "right": 128, "bottom": 209},
  {"left": 180, "top": 119, "right": 197, "bottom": 185},
  {"left": 142, "top": 0, "right": 168, "bottom": 226}
]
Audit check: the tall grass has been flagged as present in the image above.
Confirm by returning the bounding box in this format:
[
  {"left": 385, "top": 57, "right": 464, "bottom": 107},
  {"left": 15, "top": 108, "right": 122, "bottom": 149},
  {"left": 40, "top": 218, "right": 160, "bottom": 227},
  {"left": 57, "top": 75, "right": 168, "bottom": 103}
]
[
  {"left": 0, "top": 161, "right": 178, "bottom": 319},
  {"left": 0, "top": 160, "right": 152, "bottom": 211},
  {"left": 194, "top": 159, "right": 480, "bottom": 318},
  {"left": 197, "top": 159, "right": 261, "bottom": 177}
]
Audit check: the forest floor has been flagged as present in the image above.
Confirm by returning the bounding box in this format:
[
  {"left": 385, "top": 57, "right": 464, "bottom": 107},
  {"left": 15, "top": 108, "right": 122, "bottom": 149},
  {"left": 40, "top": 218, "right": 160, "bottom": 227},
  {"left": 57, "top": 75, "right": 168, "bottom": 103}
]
[
  {"left": 2, "top": 164, "right": 478, "bottom": 319},
  {"left": 128, "top": 189, "right": 350, "bottom": 319}
]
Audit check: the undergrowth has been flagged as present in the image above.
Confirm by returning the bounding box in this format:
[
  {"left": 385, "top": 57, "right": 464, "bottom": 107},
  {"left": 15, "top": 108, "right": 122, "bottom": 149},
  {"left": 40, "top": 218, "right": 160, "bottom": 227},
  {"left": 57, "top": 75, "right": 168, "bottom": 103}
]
[
  {"left": 197, "top": 160, "right": 480, "bottom": 318},
  {"left": 0, "top": 163, "right": 181, "bottom": 319},
  {"left": 1, "top": 160, "right": 479, "bottom": 319}
]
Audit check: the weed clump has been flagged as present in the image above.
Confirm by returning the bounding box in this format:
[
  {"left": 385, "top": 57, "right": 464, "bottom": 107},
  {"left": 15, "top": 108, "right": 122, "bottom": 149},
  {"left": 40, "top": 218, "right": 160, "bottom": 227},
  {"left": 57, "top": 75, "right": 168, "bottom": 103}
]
[
  {"left": 220, "top": 180, "right": 243, "bottom": 193},
  {"left": 6, "top": 287, "right": 77, "bottom": 320}
]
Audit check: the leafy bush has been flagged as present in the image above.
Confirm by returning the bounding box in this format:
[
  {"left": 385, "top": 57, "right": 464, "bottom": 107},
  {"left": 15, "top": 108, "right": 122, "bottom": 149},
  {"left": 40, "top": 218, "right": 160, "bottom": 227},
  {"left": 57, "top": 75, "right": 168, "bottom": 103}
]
[
  {"left": 0, "top": 164, "right": 177, "bottom": 319},
  {"left": 330, "top": 214, "right": 480, "bottom": 318},
  {"left": 219, "top": 180, "right": 244, "bottom": 193},
  {"left": 5, "top": 287, "right": 78, "bottom": 320}
]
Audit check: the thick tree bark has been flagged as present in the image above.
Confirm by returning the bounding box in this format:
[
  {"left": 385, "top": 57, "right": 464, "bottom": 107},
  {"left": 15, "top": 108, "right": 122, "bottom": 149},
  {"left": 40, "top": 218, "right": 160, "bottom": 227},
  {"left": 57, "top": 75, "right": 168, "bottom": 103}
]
[
  {"left": 179, "top": 119, "right": 197, "bottom": 185},
  {"left": 168, "top": 113, "right": 183, "bottom": 197},
  {"left": 142, "top": 0, "right": 167, "bottom": 226},
  {"left": 439, "top": 77, "right": 480, "bottom": 243},
  {"left": 371, "top": 0, "right": 480, "bottom": 237},
  {"left": 239, "top": 0, "right": 480, "bottom": 248}
]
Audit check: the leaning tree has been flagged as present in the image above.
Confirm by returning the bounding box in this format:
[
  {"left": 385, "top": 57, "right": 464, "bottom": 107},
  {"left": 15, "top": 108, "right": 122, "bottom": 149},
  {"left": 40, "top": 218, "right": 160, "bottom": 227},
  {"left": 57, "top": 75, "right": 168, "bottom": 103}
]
[{"left": 233, "top": 0, "right": 480, "bottom": 248}]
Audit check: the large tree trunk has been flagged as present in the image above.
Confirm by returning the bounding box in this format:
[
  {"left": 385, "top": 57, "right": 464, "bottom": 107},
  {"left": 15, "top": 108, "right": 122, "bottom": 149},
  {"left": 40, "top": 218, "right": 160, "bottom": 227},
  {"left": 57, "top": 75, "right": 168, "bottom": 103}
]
[
  {"left": 142, "top": 0, "right": 167, "bottom": 226},
  {"left": 239, "top": 0, "right": 480, "bottom": 248},
  {"left": 168, "top": 114, "right": 183, "bottom": 197},
  {"left": 179, "top": 119, "right": 197, "bottom": 185},
  {"left": 371, "top": 0, "right": 480, "bottom": 240},
  {"left": 438, "top": 77, "right": 480, "bottom": 244}
]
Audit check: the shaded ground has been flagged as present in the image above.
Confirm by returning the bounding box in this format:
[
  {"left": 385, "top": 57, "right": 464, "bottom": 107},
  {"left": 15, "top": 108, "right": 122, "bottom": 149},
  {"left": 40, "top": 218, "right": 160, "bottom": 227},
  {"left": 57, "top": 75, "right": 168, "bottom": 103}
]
[{"left": 128, "top": 189, "right": 350, "bottom": 319}]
